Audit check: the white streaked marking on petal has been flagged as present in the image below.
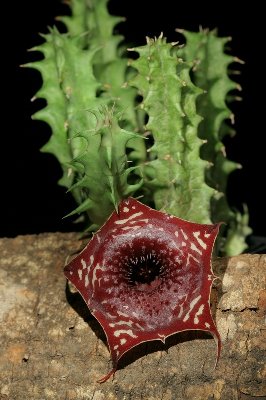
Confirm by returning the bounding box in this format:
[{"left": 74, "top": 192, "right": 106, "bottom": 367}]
[
  {"left": 109, "top": 320, "right": 133, "bottom": 328},
  {"left": 204, "top": 233, "right": 210, "bottom": 238},
  {"left": 120, "top": 338, "right": 127, "bottom": 345},
  {"left": 180, "top": 229, "right": 188, "bottom": 240},
  {"left": 96, "top": 234, "right": 101, "bottom": 243},
  {"left": 194, "top": 304, "right": 205, "bottom": 324},
  {"left": 121, "top": 225, "right": 141, "bottom": 231},
  {"left": 117, "top": 310, "right": 130, "bottom": 318},
  {"left": 190, "top": 242, "right": 202, "bottom": 255},
  {"left": 78, "top": 269, "right": 82, "bottom": 280},
  {"left": 115, "top": 212, "right": 143, "bottom": 225},
  {"left": 183, "top": 295, "right": 201, "bottom": 322},
  {"left": 186, "top": 253, "right": 200, "bottom": 265},
  {"left": 114, "top": 329, "right": 138, "bottom": 338},
  {"left": 205, "top": 322, "right": 211, "bottom": 328},
  {"left": 81, "top": 255, "right": 94, "bottom": 275},
  {"left": 129, "top": 219, "right": 149, "bottom": 225},
  {"left": 193, "top": 231, "right": 207, "bottom": 249},
  {"left": 174, "top": 231, "right": 179, "bottom": 238},
  {"left": 123, "top": 207, "right": 129, "bottom": 213},
  {"left": 85, "top": 275, "right": 89, "bottom": 287},
  {"left": 135, "top": 323, "right": 144, "bottom": 331},
  {"left": 178, "top": 303, "right": 184, "bottom": 318},
  {"left": 92, "top": 263, "right": 106, "bottom": 288},
  {"left": 106, "top": 312, "right": 116, "bottom": 319}
]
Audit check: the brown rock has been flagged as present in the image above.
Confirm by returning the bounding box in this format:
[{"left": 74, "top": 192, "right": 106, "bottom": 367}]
[{"left": 0, "top": 233, "right": 265, "bottom": 399}]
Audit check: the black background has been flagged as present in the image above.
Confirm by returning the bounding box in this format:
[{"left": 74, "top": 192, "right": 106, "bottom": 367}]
[{"left": 2, "top": 0, "right": 265, "bottom": 238}]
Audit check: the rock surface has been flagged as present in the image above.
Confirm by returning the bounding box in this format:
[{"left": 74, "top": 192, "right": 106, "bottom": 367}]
[{"left": 0, "top": 233, "right": 265, "bottom": 400}]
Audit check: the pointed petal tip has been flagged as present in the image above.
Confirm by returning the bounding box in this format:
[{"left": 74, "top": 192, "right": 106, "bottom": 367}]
[
  {"left": 97, "top": 367, "right": 116, "bottom": 383},
  {"left": 63, "top": 264, "right": 70, "bottom": 273},
  {"left": 63, "top": 256, "right": 77, "bottom": 276},
  {"left": 63, "top": 265, "right": 72, "bottom": 279},
  {"left": 216, "top": 221, "right": 226, "bottom": 230}
]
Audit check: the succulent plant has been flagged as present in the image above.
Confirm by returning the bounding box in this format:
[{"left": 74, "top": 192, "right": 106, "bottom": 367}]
[{"left": 29, "top": 0, "right": 250, "bottom": 253}]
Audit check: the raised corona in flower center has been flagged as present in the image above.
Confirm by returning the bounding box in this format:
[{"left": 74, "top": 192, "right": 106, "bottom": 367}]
[{"left": 125, "top": 251, "right": 163, "bottom": 286}]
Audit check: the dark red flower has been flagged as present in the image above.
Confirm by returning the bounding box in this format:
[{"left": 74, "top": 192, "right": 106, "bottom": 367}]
[{"left": 64, "top": 198, "right": 221, "bottom": 382}]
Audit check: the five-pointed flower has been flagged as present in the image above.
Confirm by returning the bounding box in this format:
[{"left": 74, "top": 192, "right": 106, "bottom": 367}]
[{"left": 64, "top": 197, "right": 221, "bottom": 382}]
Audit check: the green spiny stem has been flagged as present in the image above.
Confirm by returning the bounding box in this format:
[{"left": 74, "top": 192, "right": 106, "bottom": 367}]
[
  {"left": 28, "top": 27, "right": 104, "bottom": 200},
  {"left": 180, "top": 29, "right": 251, "bottom": 254},
  {"left": 29, "top": 24, "right": 143, "bottom": 229},
  {"left": 61, "top": 0, "right": 146, "bottom": 160},
  {"left": 180, "top": 29, "right": 239, "bottom": 192},
  {"left": 59, "top": 0, "right": 123, "bottom": 63},
  {"left": 67, "top": 107, "right": 143, "bottom": 230},
  {"left": 223, "top": 207, "right": 251, "bottom": 255},
  {"left": 60, "top": 0, "right": 146, "bottom": 212},
  {"left": 29, "top": 0, "right": 145, "bottom": 194},
  {"left": 27, "top": 31, "right": 73, "bottom": 191},
  {"left": 129, "top": 36, "right": 215, "bottom": 223}
]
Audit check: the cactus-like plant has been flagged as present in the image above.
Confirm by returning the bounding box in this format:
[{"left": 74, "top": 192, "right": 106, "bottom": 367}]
[
  {"left": 129, "top": 36, "right": 214, "bottom": 224},
  {"left": 28, "top": 0, "right": 251, "bottom": 249},
  {"left": 179, "top": 29, "right": 251, "bottom": 254}
]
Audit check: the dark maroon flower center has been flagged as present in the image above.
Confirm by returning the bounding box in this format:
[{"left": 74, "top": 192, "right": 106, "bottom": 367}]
[
  {"left": 124, "top": 251, "right": 164, "bottom": 285},
  {"left": 103, "top": 232, "right": 185, "bottom": 298}
]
